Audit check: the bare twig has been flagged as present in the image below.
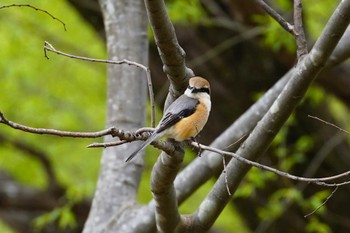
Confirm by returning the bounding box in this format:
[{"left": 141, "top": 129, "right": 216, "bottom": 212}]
[
  {"left": 254, "top": 0, "right": 295, "bottom": 35},
  {"left": 87, "top": 140, "right": 128, "bottom": 148},
  {"left": 222, "top": 156, "right": 232, "bottom": 196},
  {"left": 304, "top": 186, "right": 339, "bottom": 218},
  {"left": 254, "top": 0, "right": 308, "bottom": 59},
  {"left": 0, "top": 4, "right": 66, "bottom": 31},
  {"left": 191, "top": 142, "right": 350, "bottom": 187},
  {"left": 293, "top": 0, "right": 308, "bottom": 58},
  {"left": 3, "top": 109, "right": 350, "bottom": 187},
  {"left": 0, "top": 112, "right": 176, "bottom": 156},
  {"left": 87, "top": 127, "right": 155, "bottom": 148},
  {"left": 0, "top": 112, "right": 116, "bottom": 138},
  {"left": 43, "top": 41, "right": 156, "bottom": 127},
  {"left": 308, "top": 115, "right": 350, "bottom": 136}
]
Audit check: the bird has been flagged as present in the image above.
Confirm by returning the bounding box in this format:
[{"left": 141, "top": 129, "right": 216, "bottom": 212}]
[{"left": 125, "top": 76, "right": 211, "bottom": 162}]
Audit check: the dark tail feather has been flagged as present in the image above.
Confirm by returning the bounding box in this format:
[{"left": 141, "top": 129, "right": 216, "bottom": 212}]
[{"left": 125, "top": 133, "right": 159, "bottom": 162}]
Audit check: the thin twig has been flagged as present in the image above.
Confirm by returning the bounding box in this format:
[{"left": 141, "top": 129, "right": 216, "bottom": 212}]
[
  {"left": 222, "top": 156, "right": 232, "bottom": 196},
  {"left": 0, "top": 112, "right": 122, "bottom": 138},
  {"left": 87, "top": 140, "right": 128, "bottom": 148},
  {"left": 254, "top": 0, "right": 295, "bottom": 36},
  {"left": 222, "top": 134, "right": 248, "bottom": 151},
  {"left": 191, "top": 142, "right": 350, "bottom": 187},
  {"left": 304, "top": 186, "right": 339, "bottom": 218},
  {"left": 0, "top": 113, "right": 171, "bottom": 152},
  {"left": 87, "top": 127, "right": 154, "bottom": 148},
  {"left": 2, "top": 110, "right": 350, "bottom": 187},
  {"left": 0, "top": 4, "right": 66, "bottom": 31},
  {"left": 43, "top": 41, "right": 156, "bottom": 127},
  {"left": 308, "top": 115, "right": 350, "bottom": 136},
  {"left": 293, "top": 0, "right": 308, "bottom": 58}
]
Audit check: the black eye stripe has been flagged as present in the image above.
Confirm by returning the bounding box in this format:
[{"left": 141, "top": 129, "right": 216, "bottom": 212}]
[{"left": 190, "top": 87, "right": 210, "bottom": 94}]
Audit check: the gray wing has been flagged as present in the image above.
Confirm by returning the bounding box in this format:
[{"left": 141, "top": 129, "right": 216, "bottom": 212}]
[
  {"left": 156, "top": 94, "right": 199, "bottom": 133},
  {"left": 125, "top": 95, "right": 198, "bottom": 162}
]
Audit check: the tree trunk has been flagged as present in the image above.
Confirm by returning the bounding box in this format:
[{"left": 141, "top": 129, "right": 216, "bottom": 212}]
[{"left": 83, "top": 0, "right": 148, "bottom": 232}]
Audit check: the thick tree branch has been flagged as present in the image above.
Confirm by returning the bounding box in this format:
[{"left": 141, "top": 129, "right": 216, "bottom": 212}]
[
  {"left": 327, "top": 26, "right": 350, "bottom": 66},
  {"left": 190, "top": 1, "right": 350, "bottom": 231},
  {"left": 174, "top": 71, "right": 291, "bottom": 204},
  {"left": 150, "top": 145, "right": 184, "bottom": 233},
  {"left": 142, "top": 1, "right": 196, "bottom": 231},
  {"left": 173, "top": 15, "right": 350, "bottom": 215},
  {"left": 144, "top": 0, "right": 194, "bottom": 101}
]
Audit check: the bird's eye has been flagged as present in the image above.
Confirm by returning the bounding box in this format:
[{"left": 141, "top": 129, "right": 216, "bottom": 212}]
[{"left": 191, "top": 87, "right": 210, "bottom": 95}]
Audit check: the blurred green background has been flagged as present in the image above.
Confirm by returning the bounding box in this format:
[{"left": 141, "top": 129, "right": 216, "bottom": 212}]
[{"left": 1, "top": 0, "right": 349, "bottom": 233}]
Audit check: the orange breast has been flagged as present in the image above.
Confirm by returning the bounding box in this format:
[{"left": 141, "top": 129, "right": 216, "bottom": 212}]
[{"left": 168, "top": 102, "right": 209, "bottom": 141}]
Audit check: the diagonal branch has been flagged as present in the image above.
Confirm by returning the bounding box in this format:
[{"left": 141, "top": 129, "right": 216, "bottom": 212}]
[
  {"left": 192, "top": 142, "right": 350, "bottom": 186},
  {"left": 254, "top": 0, "right": 294, "bottom": 35},
  {"left": 144, "top": 0, "right": 194, "bottom": 100},
  {"left": 150, "top": 144, "right": 184, "bottom": 233},
  {"left": 143, "top": 0, "right": 196, "bottom": 231},
  {"left": 174, "top": 71, "right": 291, "bottom": 204},
  {"left": 173, "top": 5, "right": 350, "bottom": 213},
  {"left": 190, "top": 0, "right": 350, "bottom": 231},
  {"left": 254, "top": 0, "right": 308, "bottom": 59}
]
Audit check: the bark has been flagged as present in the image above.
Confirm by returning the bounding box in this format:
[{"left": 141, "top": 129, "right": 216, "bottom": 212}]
[
  {"left": 189, "top": 0, "right": 350, "bottom": 231},
  {"left": 2, "top": 0, "right": 350, "bottom": 232},
  {"left": 82, "top": 0, "right": 148, "bottom": 232}
]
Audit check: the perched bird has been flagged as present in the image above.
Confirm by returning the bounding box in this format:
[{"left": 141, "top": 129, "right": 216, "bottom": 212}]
[{"left": 125, "top": 76, "right": 211, "bottom": 162}]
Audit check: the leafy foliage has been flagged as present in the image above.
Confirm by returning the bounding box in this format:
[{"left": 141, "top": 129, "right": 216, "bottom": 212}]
[
  {"left": 0, "top": 0, "right": 106, "bottom": 231},
  {"left": 253, "top": 0, "right": 337, "bottom": 53},
  {"left": 167, "top": 0, "right": 207, "bottom": 24}
]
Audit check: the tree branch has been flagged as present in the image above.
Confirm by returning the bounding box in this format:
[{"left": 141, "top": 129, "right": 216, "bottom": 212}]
[
  {"left": 304, "top": 186, "right": 339, "bottom": 218},
  {"left": 0, "top": 112, "right": 177, "bottom": 157},
  {"left": 190, "top": 0, "right": 350, "bottom": 231},
  {"left": 150, "top": 144, "right": 184, "bottom": 233},
  {"left": 142, "top": 1, "right": 197, "bottom": 231},
  {"left": 254, "top": 0, "right": 294, "bottom": 35},
  {"left": 173, "top": 1, "right": 350, "bottom": 213},
  {"left": 327, "top": 26, "right": 350, "bottom": 66},
  {"left": 293, "top": 0, "right": 308, "bottom": 58},
  {"left": 192, "top": 142, "right": 350, "bottom": 186},
  {"left": 308, "top": 115, "right": 350, "bottom": 136},
  {"left": 0, "top": 4, "right": 66, "bottom": 31},
  {"left": 174, "top": 71, "right": 291, "bottom": 204},
  {"left": 144, "top": 0, "right": 194, "bottom": 102},
  {"left": 0, "top": 112, "right": 118, "bottom": 138}
]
